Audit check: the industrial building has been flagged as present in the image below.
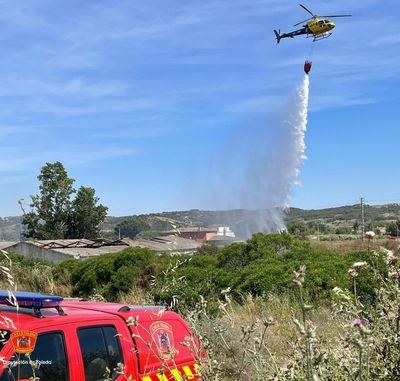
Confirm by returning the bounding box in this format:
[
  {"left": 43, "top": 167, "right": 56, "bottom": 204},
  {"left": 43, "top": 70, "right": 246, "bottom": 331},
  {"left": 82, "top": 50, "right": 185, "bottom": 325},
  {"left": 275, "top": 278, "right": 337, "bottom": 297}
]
[
  {"left": 125, "top": 235, "right": 201, "bottom": 254},
  {"left": 0, "top": 234, "right": 202, "bottom": 263},
  {"left": 2, "top": 239, "right": 129, "bottom": 263},
  {"left": 160, "top": 226, "right": 236, "bottom": 243}
]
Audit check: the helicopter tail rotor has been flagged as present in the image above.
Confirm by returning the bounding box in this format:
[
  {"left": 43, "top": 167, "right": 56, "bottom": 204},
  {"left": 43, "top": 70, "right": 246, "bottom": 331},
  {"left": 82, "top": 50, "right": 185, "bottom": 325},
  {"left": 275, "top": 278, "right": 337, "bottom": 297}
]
[{"left": 274, "top": 29, "right": 282, "bottom": 44}]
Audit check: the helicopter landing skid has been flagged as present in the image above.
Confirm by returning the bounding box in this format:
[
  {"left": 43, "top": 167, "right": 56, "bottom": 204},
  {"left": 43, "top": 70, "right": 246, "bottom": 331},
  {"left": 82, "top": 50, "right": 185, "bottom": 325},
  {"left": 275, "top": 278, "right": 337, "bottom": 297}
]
[{"left": 308, "top": 32, "right": 332, "bottom": 42}]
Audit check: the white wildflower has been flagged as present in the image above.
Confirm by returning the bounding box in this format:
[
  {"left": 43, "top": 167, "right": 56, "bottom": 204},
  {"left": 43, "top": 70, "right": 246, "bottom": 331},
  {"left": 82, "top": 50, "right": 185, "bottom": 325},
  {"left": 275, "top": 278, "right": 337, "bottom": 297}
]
[
  {"left": 365, "top": 231, "right": 375, "bottom": 239},
  {"left": 351, "top": 261, "right": 369, "bottom": 270}
]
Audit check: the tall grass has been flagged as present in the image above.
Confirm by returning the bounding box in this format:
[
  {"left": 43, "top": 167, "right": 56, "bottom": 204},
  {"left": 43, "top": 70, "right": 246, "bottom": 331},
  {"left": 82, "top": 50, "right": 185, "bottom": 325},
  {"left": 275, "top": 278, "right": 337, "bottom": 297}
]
[
  {"left": 1, "top": 245, "right": 399, "bottom": 380},
  {"left": 182, "top": 249, "right": 400, "bottom": 380}
]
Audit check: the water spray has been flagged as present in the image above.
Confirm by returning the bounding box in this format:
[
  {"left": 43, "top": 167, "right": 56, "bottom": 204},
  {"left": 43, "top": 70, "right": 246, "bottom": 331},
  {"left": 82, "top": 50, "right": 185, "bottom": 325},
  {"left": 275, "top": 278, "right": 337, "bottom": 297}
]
[
  {"left": 229, "top": 74, "right": 310, "bottom": 238},
  {"left": 202, "top": 73, "right": 311, "bottom": 239},
  {"left": 264, "top": 73, "right": 310, "bottom": 231}
]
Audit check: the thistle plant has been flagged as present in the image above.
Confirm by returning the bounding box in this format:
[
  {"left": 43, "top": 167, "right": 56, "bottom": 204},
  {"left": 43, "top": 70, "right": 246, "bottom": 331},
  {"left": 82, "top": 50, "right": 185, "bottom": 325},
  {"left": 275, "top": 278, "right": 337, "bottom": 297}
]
[
  {"left": 348, "top": 261, "right": 369, "bottom": 305},
  {"left": 291, "top": 265, "right": 322, "bottom": 381},
  {"left": 364, "top": 231, "right": 375, "bottom": 255}
]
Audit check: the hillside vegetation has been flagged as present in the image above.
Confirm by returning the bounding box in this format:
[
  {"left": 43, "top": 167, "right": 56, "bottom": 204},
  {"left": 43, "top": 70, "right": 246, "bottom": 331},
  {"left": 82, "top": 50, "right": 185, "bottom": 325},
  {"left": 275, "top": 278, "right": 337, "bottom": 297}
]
[
  {"left": 2, "top": 203, "right": 400, "bottom": 241},
  {"left": 0, "top": 216, "right": 22, "bottom": 241}
]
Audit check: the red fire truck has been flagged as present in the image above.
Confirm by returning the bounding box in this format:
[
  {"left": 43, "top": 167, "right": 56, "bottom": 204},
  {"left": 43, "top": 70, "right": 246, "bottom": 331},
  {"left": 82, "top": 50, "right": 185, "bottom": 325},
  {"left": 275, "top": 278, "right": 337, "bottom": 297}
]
[{"left": 0, "top": 291, "right": 202, "bottom": 381}]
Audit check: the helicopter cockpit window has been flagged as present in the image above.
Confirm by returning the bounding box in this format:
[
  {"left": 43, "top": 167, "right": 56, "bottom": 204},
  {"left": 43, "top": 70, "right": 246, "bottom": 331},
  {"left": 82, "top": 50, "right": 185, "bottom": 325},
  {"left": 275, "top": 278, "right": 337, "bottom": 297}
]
[{"left": 318, "top": 21, "right": 324, "bottom": 27}]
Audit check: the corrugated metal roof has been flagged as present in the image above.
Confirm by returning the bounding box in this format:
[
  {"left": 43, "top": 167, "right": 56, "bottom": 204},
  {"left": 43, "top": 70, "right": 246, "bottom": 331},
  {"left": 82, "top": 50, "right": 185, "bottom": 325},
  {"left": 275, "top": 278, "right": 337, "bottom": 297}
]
[
  {"left": 0, "top": 241, "right": 17, "bottom": 250},
  {"left": 160, "top": 227, "right": 218, "bottom": 234},
  {"left": 54, "top": 245, "right": 128, "bottom": 259},
  {"left": 28, "top": 239, "right": 128, "bottom": 249},
  {"left": 125, "top": 235, "right": 201, "bottom": 252},
  {"left": 15, "top": 239, "right": 130, "bottom": 259}
]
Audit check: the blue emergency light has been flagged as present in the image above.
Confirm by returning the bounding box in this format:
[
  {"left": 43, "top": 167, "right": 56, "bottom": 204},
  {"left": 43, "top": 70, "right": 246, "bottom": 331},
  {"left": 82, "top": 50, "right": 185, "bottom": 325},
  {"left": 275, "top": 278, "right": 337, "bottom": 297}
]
[{"left": 0, "top": 290, "right": 65, "bottom": 318}]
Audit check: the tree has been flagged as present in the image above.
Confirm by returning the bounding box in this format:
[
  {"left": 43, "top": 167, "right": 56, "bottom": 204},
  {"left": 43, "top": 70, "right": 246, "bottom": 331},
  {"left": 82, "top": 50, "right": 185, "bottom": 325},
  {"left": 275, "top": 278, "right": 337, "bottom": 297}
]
[
  {"left": 67, "top": 187, "right": 108, "bottom": 239},
  {"left": 22, "top": 162, "right": 108, "bottom": 240},
  {"left": 23, "top": 162, "right": 75, "bottom": 239},
  {"left": 287, "top": 221, "right": 309, "bottom": 237},
  {"left": 387, "top": 221, "right": 400, "bottom": 237},
  {"left": 114, "top": 217, "right": 150, "bottom": 239}
]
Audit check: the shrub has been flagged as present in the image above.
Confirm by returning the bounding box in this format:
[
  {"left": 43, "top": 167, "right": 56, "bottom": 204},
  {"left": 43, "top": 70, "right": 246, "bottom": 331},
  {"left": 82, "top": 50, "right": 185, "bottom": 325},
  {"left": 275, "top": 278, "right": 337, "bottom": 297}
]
[
  {"left": 152, "top": 233, "right": 386, "bottom": 310},
  {"left": 59, "top": 247, "right": 156, "bottom": 300}
]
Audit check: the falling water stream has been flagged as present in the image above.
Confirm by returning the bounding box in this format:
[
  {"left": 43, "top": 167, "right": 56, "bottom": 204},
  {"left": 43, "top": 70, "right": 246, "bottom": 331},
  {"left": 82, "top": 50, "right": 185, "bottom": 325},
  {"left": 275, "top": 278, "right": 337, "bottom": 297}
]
[{"left": 235, "top": 74, "right": 310, "bottom": 238}]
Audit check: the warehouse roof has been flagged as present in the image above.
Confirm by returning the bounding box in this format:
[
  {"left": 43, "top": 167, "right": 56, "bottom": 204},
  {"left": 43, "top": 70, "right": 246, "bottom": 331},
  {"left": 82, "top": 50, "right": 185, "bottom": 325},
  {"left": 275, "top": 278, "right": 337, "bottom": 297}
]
[
  {"left": 0, "top": 241, "right": 17, "bottom": 251},
  {"left": 125, "top": 235, "right": 201, "bottom": 253},
  {"left": 160, "top": 227, "right": 218, "bottom": 235},
  {"left": 5, "top": 239, "right": 129, "bottom": 260},
  {"left": 29, "top": 238, "right": 127, "bottom": 249}
]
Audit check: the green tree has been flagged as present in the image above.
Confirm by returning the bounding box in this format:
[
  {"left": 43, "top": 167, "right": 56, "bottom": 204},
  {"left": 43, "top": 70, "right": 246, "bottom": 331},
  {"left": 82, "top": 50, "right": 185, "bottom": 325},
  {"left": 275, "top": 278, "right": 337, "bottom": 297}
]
[
  {"left": 115, "top": 217, "right": 150, "bottom": 239},
  {"left": 387, "top": 220, "right": 400, "bottom": 237},
  {"left": 67, "top": 187, "right": 108, "bottom": 239},
  {"left": 23, "top": 162, "right": 75, "bottom": 239},
  {"left": 287, "top": 221, "right": 309, "bottom": 237},
  {"left": 23, "top": 162, "right": 108, "bottom": 240}
]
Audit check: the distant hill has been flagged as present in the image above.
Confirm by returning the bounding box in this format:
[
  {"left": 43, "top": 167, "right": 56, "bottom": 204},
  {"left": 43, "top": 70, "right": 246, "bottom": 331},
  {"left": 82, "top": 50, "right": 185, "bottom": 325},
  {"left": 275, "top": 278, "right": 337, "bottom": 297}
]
[
  {"left": 285, "top": 204, "right": 400, "bottom": 236},
  {"left": 2, "top": 203, "right": 400, "bottom": 241},
  {"left": 287, "top": 204, "right": 400, "bottom": 222},
  {"left": 103, "top": 203, "right": 400, "bottom": 239}
]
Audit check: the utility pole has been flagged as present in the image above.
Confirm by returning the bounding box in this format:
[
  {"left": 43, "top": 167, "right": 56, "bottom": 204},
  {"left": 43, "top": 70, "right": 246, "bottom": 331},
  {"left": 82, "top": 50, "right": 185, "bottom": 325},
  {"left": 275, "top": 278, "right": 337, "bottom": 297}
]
[{"left": 360, "top": 197, "right": 365, "bottom": 241}]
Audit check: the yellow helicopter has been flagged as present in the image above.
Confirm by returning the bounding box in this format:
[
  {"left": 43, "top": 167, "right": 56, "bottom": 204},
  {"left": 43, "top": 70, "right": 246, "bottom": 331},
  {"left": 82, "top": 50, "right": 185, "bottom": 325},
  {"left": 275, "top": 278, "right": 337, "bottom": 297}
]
[{"left": 274, "top": 4, "right": 351, "bottom": 44}]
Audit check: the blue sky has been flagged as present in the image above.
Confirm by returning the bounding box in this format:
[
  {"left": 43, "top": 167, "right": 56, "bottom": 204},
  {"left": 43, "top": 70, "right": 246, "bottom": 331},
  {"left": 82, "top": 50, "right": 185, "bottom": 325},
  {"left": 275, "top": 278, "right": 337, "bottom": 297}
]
[{"left": 0, "top": 0, "right": 399, "bottom": 216}]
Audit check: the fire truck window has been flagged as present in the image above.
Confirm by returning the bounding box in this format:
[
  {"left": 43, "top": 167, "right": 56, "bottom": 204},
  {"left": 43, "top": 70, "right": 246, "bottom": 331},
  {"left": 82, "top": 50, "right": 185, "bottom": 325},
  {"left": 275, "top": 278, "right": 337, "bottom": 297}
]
[
  {"left": 103, "top": 326, "right": 123, "bottom": 370},
  {"left": 0, "top": 332, "right": 68, "bottom": 381},
  {"left": 78, "top": 326, "right": 123, "bottom": 381}
]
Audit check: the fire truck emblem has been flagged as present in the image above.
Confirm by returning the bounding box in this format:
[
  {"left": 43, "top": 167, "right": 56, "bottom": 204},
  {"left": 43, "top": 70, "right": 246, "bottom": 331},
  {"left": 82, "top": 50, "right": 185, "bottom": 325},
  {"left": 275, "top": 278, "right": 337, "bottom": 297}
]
[
  {"left": 10, "top": 330, "right": 38, "bottom": 354},
  {"left": 150, "top": 321, "right": 178, "bottom": 360}
]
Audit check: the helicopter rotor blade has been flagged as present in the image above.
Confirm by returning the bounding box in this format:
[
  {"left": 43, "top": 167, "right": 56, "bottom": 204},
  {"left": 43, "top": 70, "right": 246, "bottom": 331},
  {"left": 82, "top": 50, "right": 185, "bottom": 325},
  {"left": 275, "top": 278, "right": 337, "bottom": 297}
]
[
  {"left": 320, "top": 14, "right": 352, "bottom": 18},
  {"left": 294, "top": 17, "right": 312, "bottom": 27},
  {"left": 299, "top": 4, "right": 315, "bottom": 17}
]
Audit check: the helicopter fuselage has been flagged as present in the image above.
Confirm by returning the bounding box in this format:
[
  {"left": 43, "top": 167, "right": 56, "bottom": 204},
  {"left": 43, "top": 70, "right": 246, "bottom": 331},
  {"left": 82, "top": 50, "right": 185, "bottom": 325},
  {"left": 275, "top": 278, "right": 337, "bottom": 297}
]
[
  {"left": 275, "top": 18, "right": 336, "bottom": 43},
  {"left": 307, "top": 18, "right": 335, "bottom": 35}
]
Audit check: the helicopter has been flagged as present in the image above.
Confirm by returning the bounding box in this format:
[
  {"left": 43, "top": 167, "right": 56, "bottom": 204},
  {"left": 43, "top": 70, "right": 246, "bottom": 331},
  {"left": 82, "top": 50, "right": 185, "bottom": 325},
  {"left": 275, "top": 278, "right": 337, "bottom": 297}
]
[{"left": 274, "top": 4, "right": 351, "bottom": 44}]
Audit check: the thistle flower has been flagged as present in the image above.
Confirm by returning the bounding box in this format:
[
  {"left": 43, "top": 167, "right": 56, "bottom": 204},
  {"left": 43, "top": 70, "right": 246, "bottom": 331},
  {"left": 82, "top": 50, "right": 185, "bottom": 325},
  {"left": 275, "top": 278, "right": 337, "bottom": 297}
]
[
  {"left": 389, "top": 256, "right": 400, "bottom": 265},
  {"left": 292, "top": 278, "right": 302, "bottom": 286},
  {"left": 221, "top": 287, "right": 231, "bottom": 295},
  {"left": 351, "top": 261, "right": 369, "bottom": 270},
  {"left": 352, "top": 318, "right": 367, "bottom": 327},
  {"left": 348, "top": 268, "right": 358, "bottom": 278},
  {"left": 115, "top": 363, "right": 125, "bottom": 375},
  {"left": 292, "top": 266, "right": 306, "bottom": 286},
  {"left": 126, "top": 315, "right": 139, "bottom": 327},
  {"left": 365, "top": 231, "right": 375, "bottom": 239},
  {"left": 388, "top": 271, "right": 399, "bottom": 279},
  {"left": 262, "top": 317, "right": 274, "bottom": 327},
  {"left": 298, "top": 265, "right": 306, "bottom": 276}
]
